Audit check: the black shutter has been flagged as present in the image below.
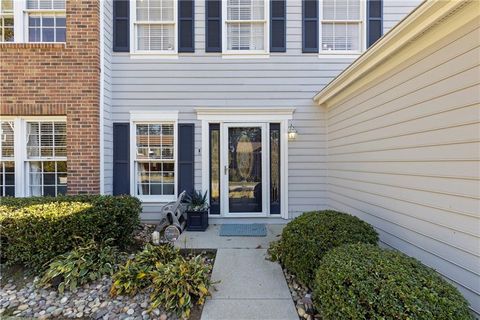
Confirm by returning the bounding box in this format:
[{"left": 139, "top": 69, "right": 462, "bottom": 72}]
[
  {"left": 113, "top": 123, "right": 130, "bottom": 195},
  {"left": 113, "top": 0, "right": 129, "bottom": 52},
  {"left": 205, "top": 0, "right": 222, "bottom": 52},
  {"left": 270, "top": 0, "right": 286, "bottom": 52},
  {"left": 302, "top": 0, "right": 318, "bottom": 53},
  {"left": 178, "top": 124, "right": 195, "bottom": 195},
  {"left": 179, "top": 0, "right": 195, "bottom": 52},
  {"left": 367, "top": 0, "right": 383, "bottom": 47}
]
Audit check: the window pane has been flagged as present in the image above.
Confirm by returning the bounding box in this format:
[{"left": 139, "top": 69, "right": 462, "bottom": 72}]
[
  {"left": 137, "top": 24, "right": 175, "bottom": 51},
  {"left": 42, "top": 28, "right": 54, "bottom": 42},
  {"left": 1, "top": 0, "right": 13, "bottom": 13},
  {"left": 43, "top": 17, "right": 55, "bottom": 27},
  {"left": 57, "top": 185, "right": 67, "bottom": 195},
  {"left": 227, "top": 22, "right": 264, "bottom": 50},
  {"left": 29, "top": 28, "right": 41, "bottom": 42},
  {"left": 322, "top": 22, "right": 360, "bottom": 51},
  {"left": 136, "top": 0, "right": 174, "bottom": 22},
  {"left": 44, "top": 186, "right": 56, "bottom": 196},
  {"left": 323, "top": 0, "right": 360, "bottom": 20},
  {"left": 227, "top": 0, "right": 264, "bottom": 20},
  {"left": 1, "top": 121, "right": 14, "bottom": 158},
  {"left": 0, "top": 161, "right": 15, "bottom": 197}
]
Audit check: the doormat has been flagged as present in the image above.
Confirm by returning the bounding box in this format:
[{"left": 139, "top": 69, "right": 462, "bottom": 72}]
[{"left": 219, "top": 224, "right": 267, "bottom": 237}]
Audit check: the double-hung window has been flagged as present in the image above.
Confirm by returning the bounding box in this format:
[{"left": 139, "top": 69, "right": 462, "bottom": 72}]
[
  {"left": 0, "top": 121, "right": 15, "bottom": 197},
  {"left": 0, "top": 0, "right": 14, "bottom": 42},
  {"left": 27, "top": 0, "right": 66, "bottom": 42},
  {"left": 224, "top": 0, "right": 268, "bottom": 53},
  {"left": 0, "top": 118, "right": 67, "bottom": 198},
  {"left": 320, "top": 0, "right": 363, "bottom": 52},
  {"left": 134, "top": 0, "right": 177, "bottom": 53},
  {"left": 26, "top": 121, "right": 67, "bottom": 196},
  {"left": 0, "top": 0, "right": 66, "bottom": 43},
  {"left": 134, "top": 123, "right": 176, "bottom": 201}
]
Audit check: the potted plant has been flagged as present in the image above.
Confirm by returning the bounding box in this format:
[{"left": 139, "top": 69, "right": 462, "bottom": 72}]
[{"left": 185, "top": 190, "right": 209, "bottom": 231}]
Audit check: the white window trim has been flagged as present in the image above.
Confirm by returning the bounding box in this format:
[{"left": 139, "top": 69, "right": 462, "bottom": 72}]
[
  {"left": 4, "top": 0, "right": 66, "bottom": 43},
  {"left": 196, "top": 107, "right": 294, "bottom": 219},
  {"left": 318, "top": 0, "right": 367, "bottom": 57},
  {"left": 0, "top": 116, "right": 66, "bottom": 197},
  {"left": 222, "top": 0, "right": 270, "bottom": 57},
  {"left": 129, "top": 111, "right": 179, "bottom": 203},
  {"left": 129, "top": 0, "right": 179, "bottom": 57}
]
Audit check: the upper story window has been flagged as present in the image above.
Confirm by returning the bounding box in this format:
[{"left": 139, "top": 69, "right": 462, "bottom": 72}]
[
  {"left": 134, "top": 0, "right": 177, "bottom": 53},
  {"left": 0, "top": 0, "right": 66, "bottom": 43},
  {"left": 0, "top": 0, "right": 14, "bottom": 42},
  {"left": 320, "top": 0, "right": 363, "bottom": 52},
  {"left": 224, "top": 0, "right": 269, "bottom": 53}
]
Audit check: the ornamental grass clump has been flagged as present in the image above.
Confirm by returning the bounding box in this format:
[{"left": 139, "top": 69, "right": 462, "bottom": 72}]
[
  {"left": 39, "top": 239, "right": 122, "bottom": 293},
  {"left": 313, "top": 243, "right": 473, "bottom": 320},
  {"left": 274, "top": 210, "right": 378, "bottom": 285}
]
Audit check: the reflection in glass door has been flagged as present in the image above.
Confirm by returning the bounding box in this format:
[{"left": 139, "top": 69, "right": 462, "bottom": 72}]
[{"left": 227, "top": 126, "right": 263, "bottom": 213}]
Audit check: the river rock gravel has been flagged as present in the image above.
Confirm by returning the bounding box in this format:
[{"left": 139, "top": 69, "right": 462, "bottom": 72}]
[{"left": 0, "top": 275, "right": 173, "bottom": 320}]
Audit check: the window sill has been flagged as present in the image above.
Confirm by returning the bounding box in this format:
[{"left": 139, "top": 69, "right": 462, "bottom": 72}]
[
  {"left": 318, "top": 51, "right": 362, "bottom": 59},
  {"left": 130, "top": 51, "right": 179, "bottom": 59},
  {"left": 0, "top": 42, "right": 66, "bottom": 50},
  {"left": 222, "top": 51, "right": 270, "bottom": 59},
  {"left": 137, "top": 195, "right": 177, "bottom": 203}
]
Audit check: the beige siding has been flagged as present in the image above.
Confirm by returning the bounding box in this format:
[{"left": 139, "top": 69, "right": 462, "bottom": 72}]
[{"left": 325, "top": 20, "right": 480, "bottom": 315}]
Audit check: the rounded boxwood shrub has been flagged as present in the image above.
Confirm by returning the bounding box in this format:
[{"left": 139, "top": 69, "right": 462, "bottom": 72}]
[
  {"left": 314, "top": 243, "right": 473, "bottom": 320},
  {"left": 0, "top": 195, "right": 141, "bottom": 271},
  {"left": 278, "top": 211, "right": 378, "bottom": 285}
]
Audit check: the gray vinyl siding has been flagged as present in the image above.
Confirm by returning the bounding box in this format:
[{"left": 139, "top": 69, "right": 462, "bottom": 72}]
[
  {"left": 325, "top": 20, "right": 480, "bottom": 315},
  {"left": 103, "top": 0, "right": 113, "bottom": 194},
  {"left": 383, "top": 0, "right": 423, "bottom": 34},
  {"left": 106, "top": 0, "right": 420, "bottom": 220}
]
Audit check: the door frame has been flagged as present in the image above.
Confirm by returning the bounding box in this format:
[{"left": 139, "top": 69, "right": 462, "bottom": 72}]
[
  {"left": 222, "top": 122, "right": 268, "bottom": 217},
  {"left": 197, "top": 107, "right": 295, "bottom": 219}
]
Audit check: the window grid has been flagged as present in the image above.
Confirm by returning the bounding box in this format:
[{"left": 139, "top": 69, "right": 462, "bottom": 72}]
[
  {"left": 225, "top": 0, "right": 267, "bottom": 52},
  {"left": 135, "top": 123, "right": 175, "bottom": 196},
  {"left": 27, "top": 121, "right": 67, "bottom": 159},
  {"left": 320, "top": 0, "right": 362, "bottom": 52},
  {"left": 26, "top": 121, "right": 67, "bottom": 197},
  {"left": 1, "top": 121, "right": 15, "bottom": 197},
  {"left": 26, "top": 0, "right": 65, "bottom": 10},
  {"left": 135, "top": 0, "right": 176, "bottom": 52},
  {"left": 28, "top": 160, "right": 67, "bottom": 196},
  {"left": 28, "top": 14, "right": 66, "bottom": 43},
  {"left": 0, "top": 0, "right": 14, "bottom": 42}
]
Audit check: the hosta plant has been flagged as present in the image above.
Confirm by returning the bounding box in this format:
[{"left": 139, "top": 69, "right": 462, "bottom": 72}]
[
  {"left": 39, "top": 239, "right": 122, "bottom": 293},
  {"left": 149, "top": 255, "right": 213, "bottom": 319},
  {"left": 110, "top": 243, "right": 179, "bottom": 296}
]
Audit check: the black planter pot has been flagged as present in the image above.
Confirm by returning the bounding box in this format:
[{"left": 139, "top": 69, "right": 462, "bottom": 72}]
[{"left": 186, "top": 210, "right": 209, "bottom": 231}]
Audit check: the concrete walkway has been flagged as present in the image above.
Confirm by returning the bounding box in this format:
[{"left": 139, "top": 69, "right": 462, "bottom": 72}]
[{"left": 175, "top": 225, "right": 298, "bottom": 320}]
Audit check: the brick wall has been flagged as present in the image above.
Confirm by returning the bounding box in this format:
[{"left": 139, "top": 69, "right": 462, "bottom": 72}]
[{"left": 0, "top": 0, "right": 101, "bottom": 194}]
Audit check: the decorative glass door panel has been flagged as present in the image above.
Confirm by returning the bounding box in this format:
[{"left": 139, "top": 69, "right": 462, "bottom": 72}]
[{"left": 228, "top": 126, "right": 263, "bottom": 213}]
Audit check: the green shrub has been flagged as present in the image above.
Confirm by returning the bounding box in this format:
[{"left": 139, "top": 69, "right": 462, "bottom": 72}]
[
  {"left": 150, "top": 255, "right": 212, "bottom": 319},
  {"left": 314, "top": 244, "right": 473, "bottom": 320},
  {"left": 39, "top": 239, "right": 122, "bottom": 293},
  {"left": 0, "top": 195, "right": 141, "bottom": 270},
  {"left": 276, "top": 210, "right": 378, "bottom": 285},
  {"left": 110, "top": 244, "right": 179, "bottom": 296}
]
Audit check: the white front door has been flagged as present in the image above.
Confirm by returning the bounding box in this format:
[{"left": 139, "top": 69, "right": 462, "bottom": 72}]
[{"left": 221, "top": 123, "right": 268, "bottom": 216}]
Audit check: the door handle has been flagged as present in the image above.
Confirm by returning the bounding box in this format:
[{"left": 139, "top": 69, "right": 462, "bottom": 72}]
[{"left": 224, "top": 165, "right": 228, "bottom": 175}]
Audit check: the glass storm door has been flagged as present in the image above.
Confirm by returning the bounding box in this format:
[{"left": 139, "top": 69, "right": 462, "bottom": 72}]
[{"left": 224, "top": 124, "right": 267, "bottom": 214}]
